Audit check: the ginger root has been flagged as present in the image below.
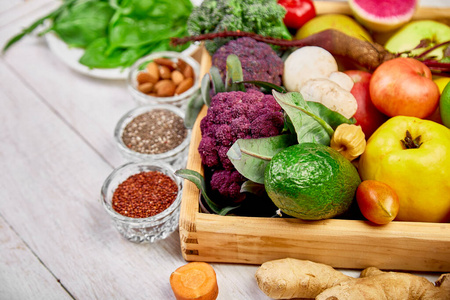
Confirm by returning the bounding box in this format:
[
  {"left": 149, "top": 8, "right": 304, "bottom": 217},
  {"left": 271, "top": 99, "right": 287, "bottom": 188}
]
[
  {"left": 255, "top": 258, "right": 450, "bottom": 300},
  {"left": 255, "top": 258, "right": 352, "bottom": 299}
]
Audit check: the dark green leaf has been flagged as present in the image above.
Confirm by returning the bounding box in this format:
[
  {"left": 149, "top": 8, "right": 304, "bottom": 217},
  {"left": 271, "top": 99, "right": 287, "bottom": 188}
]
[
  {"left": 237, "top": 80, "right": 287, "bottom": 93},
  {"left": 240, "top": 180, "right": 266, "bottom": 196},
  {"left": 209, "top": 66, "right": 225, "bottom": 94},
  {"left": 184, "top": 89, "right": 203, "bottom": 129},
  {"left": 53, "top": 1, "right": 115, "bottom": 48},
  {"left": 227, "top": 134, "right": 297, "bottom": 184},
  {"left": 79, "top": 38, "right": 168, "bottom": 69},
  {"left": 201, "top": 73, "right": 212, "bottom": 107},
  {"left": 225, "top": 54, "right": 245, "bottom": 92},
  {"left": 272, "top": 91, "right": 335, "bottom": 145},
  {"left": 306, "top": 102, "right": 356, "bottom": 129},
  {"left": 175, "top": 169, "right": 240, "bottom": 215}
]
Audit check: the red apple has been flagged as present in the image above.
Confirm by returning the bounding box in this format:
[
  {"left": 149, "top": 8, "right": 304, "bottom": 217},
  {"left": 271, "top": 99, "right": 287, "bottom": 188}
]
[
  {"left": 344, "top": 70, "right": 388, "bottom": 138},
  {"left": 370, "top": 57, "right": 440, "bottom": 119}
]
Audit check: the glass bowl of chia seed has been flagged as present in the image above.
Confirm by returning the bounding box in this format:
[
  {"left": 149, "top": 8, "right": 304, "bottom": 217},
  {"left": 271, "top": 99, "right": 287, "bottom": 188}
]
[
  {"left": 114, "top": 104, "right": 191, "bottom": 169},
  {"left": 101, "top": 160, "right": 182, "bottom": 243},
  {"left": 127, "top": 51, "right": 200, "bottom": 108}
]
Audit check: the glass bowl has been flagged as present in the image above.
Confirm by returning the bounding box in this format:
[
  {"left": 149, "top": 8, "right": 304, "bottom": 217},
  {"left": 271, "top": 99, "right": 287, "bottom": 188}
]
[
  {"left": 101, "top": 161, "right": 182, "bottom": 243},
  {"left": 127, "top": 51, "right": 200, "bottom": 108},
  {"left": 114, "top": 104, "right": 191, "bottom": 169}
]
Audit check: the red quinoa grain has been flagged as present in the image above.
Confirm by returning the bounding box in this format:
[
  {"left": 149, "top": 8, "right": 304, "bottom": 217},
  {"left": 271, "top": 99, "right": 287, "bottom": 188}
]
[{"left": 112, "top": 171, "right": 178, "bottom": 218}]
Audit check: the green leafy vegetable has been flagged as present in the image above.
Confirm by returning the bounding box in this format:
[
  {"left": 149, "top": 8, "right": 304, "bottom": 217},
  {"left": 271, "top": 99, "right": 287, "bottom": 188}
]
[
  {"left": 3, "top": 0, "right": 193, "bottom": 69},
  {"left": 227, "top": 134, "right": 297, "bottom": 184},
  {"left": 52, "top": 0, "right": 114, "bottom": 48},
  {"left": 209, "top": 66, "right": 225, "bottom": 95},
  {"left": 273, "top": 91, "right": 354, "bottom": 145},
  {"left": 175, "top": 169, "right": 240, "bottom": 215},
  {"left": 187, "top": 0, "right": 291, "bottom": 54},
  {"left": 225, "top": 54, "right": 245, "bottom": 91}
]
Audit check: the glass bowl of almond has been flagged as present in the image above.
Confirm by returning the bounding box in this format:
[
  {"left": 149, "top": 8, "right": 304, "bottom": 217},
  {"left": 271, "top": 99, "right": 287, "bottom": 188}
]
[{"left": 127, "top": 51, "right": 200, "bottom": 108}]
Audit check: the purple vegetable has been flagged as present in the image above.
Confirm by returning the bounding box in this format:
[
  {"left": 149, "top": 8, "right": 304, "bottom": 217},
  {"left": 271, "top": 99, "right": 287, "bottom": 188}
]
[
  {"left": 211, "top": 37, "right": 284, "bottom": 88},
  {"left": 199, "top": 89, "right": 284, "bottom": 202}
]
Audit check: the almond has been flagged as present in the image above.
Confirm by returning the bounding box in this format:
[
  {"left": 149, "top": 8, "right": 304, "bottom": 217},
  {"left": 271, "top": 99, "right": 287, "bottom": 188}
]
[
  {"left": 138, "top": 82, "right": 154, "bottom": 94},
  {"left": 155, "top": 80, "right": 176, "bottom": 97},
  {"left": 171, "top": 70, "right": 185, "bottom": 85},
  {"left": 154, "top": 58, "right": 176, "bottom": 70},
  {"left": 146, "top": 62, "right": 160, "bottom": 80},
  {"left": 137, "top": 71, "right": 158, "bottom": 84},
  {"left": 175, "top": 77, "right": 194, "bottom": 95},
  {"left": 183, "top": 64, "right": 194, "bottom": 79},
  {"left": 159, "top": 65, "right": 172, "bottom": 79}
]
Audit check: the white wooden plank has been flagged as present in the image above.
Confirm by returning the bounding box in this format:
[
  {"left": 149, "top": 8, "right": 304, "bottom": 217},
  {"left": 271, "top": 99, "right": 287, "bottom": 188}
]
[
  {"left": 1, "top": 18, "right": 132, "bottom": 168},
  {"left": 0, "top": 215, "right": 72, "bottom": 300},
  {"left": 0, "top": 0, "right": 57, "bottom": 28}
]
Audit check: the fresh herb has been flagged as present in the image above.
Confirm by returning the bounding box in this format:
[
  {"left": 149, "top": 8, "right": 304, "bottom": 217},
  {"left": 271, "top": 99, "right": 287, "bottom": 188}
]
[{"left": 3, "top": 0, "right": 193, "bottom": 69}]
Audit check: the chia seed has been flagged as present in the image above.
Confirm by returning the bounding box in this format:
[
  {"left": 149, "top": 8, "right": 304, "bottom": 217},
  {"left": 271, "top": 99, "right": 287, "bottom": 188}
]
[{"left": 122, "top": 109, "right": 187, "bottom": 155}]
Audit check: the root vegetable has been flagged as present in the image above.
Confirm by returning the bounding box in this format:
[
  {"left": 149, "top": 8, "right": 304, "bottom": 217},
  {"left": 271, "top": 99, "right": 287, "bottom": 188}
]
[
  {"left": 255, "top": 258, "right": 450, "bottom": 300},
  {"left": 255, "top": 258, "right": 352, "bottom": 299},
  {"left": 300, "top": 78, "right": 358, "bottom": 118},
  {"left": 171, "top": 29, "right": 397, "bottom": 71},
  {"left": 170, "top": 262, "right": 219, "bottom": 300},
  {"left": 317, "top": 267, "right": 450, "bottom": 300}
]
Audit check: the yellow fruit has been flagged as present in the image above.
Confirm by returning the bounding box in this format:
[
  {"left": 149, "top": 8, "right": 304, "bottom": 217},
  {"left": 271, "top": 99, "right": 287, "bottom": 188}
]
[
  {"left": 359, "top": 116, "right": 450, "bottom": 222},
  {"left": 295, "top": 14, "right": 372, "bottom": 42},
  {"left": 434, "top": 77, "right": 450, "bottom": 94},
  {"left": 265, "top": 143, "right": 361, "bottom": 220}
]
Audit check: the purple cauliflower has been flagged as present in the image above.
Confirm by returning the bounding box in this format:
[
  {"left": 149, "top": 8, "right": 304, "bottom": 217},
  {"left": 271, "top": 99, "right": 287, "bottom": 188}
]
[
  {"left": 198, "top": 89, "right": 284, "bottom": 202},
  {"left": 211, "top": 37, "right": 284, "bottom": 88}
]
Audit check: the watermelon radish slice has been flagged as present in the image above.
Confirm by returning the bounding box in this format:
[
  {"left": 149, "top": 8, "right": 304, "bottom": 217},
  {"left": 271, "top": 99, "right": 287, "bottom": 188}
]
[{"left": 348, "top": 0, "right": 417, "bottom": 32}]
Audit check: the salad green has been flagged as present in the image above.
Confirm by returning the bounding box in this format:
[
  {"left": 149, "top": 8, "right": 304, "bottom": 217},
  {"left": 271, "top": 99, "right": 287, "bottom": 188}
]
[{"left": 3, "top": 0, "right": 193, "bottom": 69}]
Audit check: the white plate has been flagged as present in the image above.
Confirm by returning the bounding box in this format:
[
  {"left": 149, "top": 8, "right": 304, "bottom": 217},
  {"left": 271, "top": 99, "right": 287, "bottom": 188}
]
[{"left": 45, "top": 33, "right": 199, "bottom": 80}]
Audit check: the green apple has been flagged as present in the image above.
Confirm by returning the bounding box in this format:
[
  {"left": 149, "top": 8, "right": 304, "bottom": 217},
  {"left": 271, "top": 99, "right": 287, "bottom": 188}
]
[
  {"left": 440, "top": 81, "right": 450, "bottom": 128},
  {"left": 385, "top": 20, "right": 450, "bottom": 60}
]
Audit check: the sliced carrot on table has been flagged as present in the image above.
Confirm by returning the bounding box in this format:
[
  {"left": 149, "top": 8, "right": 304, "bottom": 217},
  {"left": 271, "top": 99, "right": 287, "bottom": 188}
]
[{"left": 170, "top": 262, "right": 219, "bottom": 300}]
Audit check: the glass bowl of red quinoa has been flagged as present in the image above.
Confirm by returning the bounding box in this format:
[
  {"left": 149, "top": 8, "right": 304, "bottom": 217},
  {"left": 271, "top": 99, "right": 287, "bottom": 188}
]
[
  {"left": 114, "top": 104, "right": 191, "bottom": 169},
  {"left": 101, "top": 160, "right": 182, "bottom": 243},
  {"left": 127, "top": 51, "right": 200, "bottom": 108}
]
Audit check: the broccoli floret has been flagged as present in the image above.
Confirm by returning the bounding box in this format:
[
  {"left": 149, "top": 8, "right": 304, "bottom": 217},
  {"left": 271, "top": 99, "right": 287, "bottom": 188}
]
[
  {"left": 199, "top": 89, "right": 284, "bottom": 202},
  {"left": 187, "top": 0, "right": 291, "bottom": 54},
  {"left": 212, "top": 37, "right": 284, "bottom": 89}
]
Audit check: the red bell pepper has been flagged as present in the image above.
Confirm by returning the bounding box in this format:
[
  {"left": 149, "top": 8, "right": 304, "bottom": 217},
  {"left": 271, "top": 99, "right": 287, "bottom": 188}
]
[{"left": 278, "top": 0, "right": 316, "bottom": 30}]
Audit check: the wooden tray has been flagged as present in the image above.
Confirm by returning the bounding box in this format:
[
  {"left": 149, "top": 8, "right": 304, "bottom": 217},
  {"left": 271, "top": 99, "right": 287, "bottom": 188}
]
[{"left": 179, "top": 2, "right": 450, "bottom": 272}]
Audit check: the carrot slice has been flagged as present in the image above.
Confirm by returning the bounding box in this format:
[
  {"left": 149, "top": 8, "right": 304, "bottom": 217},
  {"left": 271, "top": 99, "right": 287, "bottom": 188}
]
[{"left": 170, "top": 262, "right": 219, "bottom": 300}]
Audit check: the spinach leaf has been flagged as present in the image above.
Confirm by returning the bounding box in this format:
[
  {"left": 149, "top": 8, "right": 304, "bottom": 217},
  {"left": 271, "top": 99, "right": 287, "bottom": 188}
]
[
  {"left": 107, "top": 0, "right": 192, "bottom": 50},
  {"left": 53, "top": 0, "right": 115, "bottom": 48},
  {"left": 79, "top": 37, "right": 166, "bottom": 68},
  {"left": 227, "top": 134, "right": 297, "bottom": 184}
]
